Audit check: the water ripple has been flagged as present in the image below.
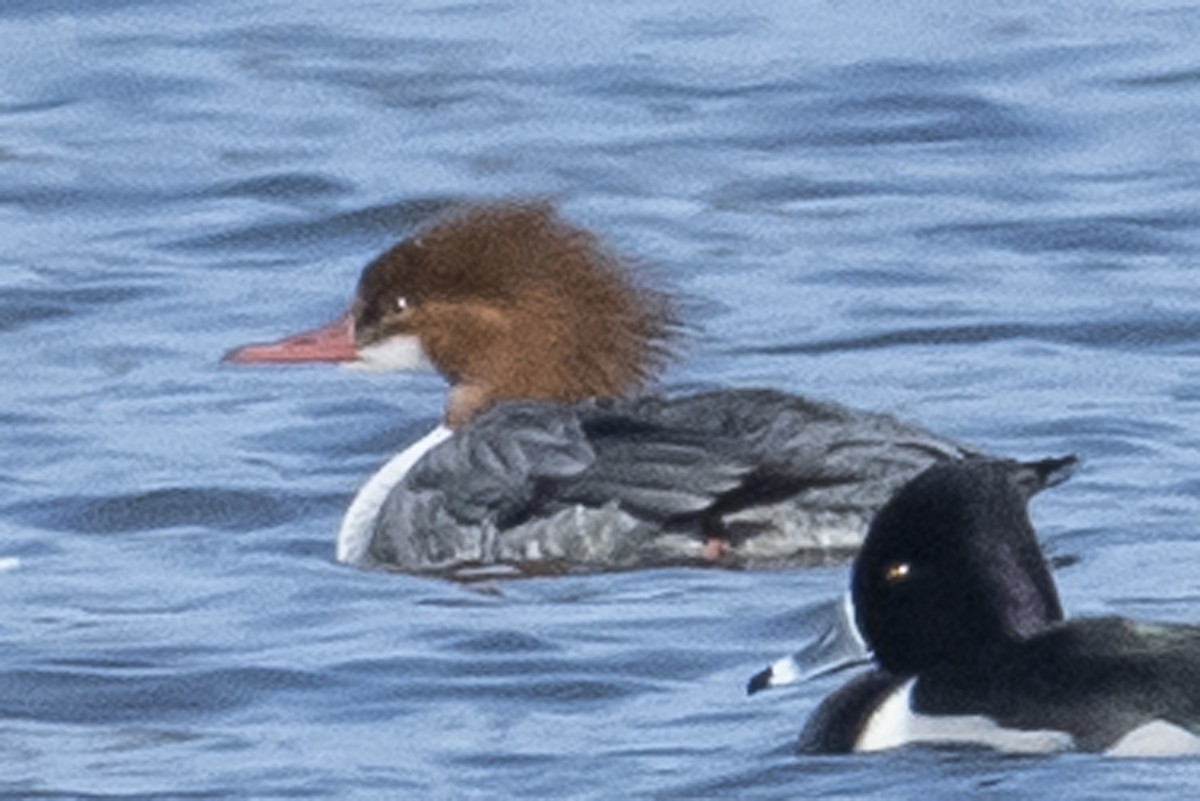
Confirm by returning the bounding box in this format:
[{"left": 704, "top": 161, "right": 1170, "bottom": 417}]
[
  {"left": 920, "top": 216, "right": 1187, "bottom": 254},
  {"left": 4, "top": 0, "right": 1200, "bottom": 798},
  {"left": 165, "top": 197, "right": 459, "bottom": 254},
  {"left": 9, "top": 488, "right": 333, "bottom": 534},
  {"left": 0, "top": 666, "right": 333, "bottom": 724},
  {"left": 0, "top": 284, "right": 158, "bottom": 333},
  {"left": 746, "top": 316, "right": 1200, "bottom": 356}
]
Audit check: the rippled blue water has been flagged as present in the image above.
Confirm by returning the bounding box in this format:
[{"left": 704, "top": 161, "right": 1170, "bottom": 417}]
[{"left": 5, "top": 0, "right": 1200, "bottom": 797}]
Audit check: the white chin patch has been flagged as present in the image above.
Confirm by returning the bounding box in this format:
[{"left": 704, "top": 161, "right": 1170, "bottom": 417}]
[{"left": 350, "top": 335, "right": 433, "bottom": 372}]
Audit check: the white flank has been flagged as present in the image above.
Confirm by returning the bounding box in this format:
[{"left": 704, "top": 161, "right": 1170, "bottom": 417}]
[
  {"left": 856, "top": 679, "right": 1074, "bottom": 754},
  {"left": 1107, "top": 720, "right": 1200, "bottom": 758},
  {"left": 336, "top": 424, "right": 453, "bottom": 565}
]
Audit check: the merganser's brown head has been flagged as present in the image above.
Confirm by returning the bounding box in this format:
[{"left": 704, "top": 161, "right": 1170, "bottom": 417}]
[{"left": 225, "top": 200, "right": 680, "bottom": 426}]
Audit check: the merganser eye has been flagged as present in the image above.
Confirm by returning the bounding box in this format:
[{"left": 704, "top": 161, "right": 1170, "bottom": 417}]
[
  {"left": 396, "top": 296, "right": 409, "bottom": 311},
  {"left": 883, "top": 561, "right": 912, "bottom": 583}
]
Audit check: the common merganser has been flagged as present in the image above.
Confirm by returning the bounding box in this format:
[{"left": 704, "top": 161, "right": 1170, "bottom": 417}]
[{"left": 226, "top": 200, "right": 979, "bottom": 576}]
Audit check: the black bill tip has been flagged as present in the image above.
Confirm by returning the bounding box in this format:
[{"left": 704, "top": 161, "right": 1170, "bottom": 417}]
[{"left": 746, "top": 666, "right": 772, "bottom": 696}]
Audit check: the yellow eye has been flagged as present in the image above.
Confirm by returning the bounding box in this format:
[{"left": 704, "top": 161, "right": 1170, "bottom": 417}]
[{"left": 884, "top": 562, "right": 912, "bottom": 583}]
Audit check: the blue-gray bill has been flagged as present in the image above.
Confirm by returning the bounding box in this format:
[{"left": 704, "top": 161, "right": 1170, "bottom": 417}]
[{"left": 747, "top": 594, "right": 872, "bottom": 695}]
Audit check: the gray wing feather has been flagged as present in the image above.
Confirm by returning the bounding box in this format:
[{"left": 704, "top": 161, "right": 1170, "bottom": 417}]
[{"left": 370, "top": 388, "right": 980, "bottom": 571}]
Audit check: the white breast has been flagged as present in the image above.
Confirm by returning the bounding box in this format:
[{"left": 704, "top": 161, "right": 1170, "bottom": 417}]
[
  {"left": 336, "top": 424, "right": 453, "bottom": 566},
  {"left": 1106, "top": 720, "right": 1200, "bottom": 757},
  {"left": 856, "top": 679, "right": 1075, "bottom": 754}
]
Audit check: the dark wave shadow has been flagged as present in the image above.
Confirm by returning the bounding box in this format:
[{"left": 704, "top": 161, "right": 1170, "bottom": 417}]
[
  {"left": 9, "top": 488, "right": 341, "bottom": 534},
  {"left": 164, "top": 197, "right": 461, "bottom": 255},
  {"left": 0, "top": 284, "right": 159, "bottom": 333},
  {"left": 742, "top": 315, "right": 1200, "bottom": 356}
]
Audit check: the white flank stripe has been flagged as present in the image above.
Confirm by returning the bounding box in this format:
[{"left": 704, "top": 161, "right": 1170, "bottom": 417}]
[{"left": 336, "top": 425, "right": 453, "bottom": 565}]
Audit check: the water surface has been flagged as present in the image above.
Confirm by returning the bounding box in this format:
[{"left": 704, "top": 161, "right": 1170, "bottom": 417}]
[{"left": 4, "top": 1, "right": 1200, "bottom": 797}]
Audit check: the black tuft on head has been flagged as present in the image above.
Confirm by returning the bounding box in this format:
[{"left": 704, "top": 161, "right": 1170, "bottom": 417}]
[{"left": 851, "top": 457, "right": 1075, "bottom": 675}]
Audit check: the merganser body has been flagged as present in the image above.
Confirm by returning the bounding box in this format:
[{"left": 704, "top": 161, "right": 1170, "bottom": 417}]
[{"left": 226, "top": 201, "right": 978, "bottom": 576}]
